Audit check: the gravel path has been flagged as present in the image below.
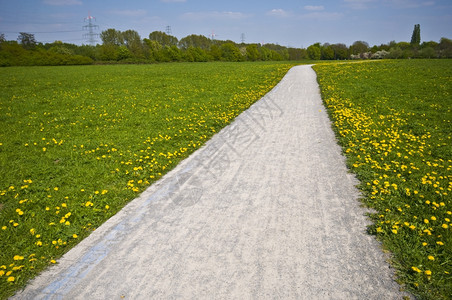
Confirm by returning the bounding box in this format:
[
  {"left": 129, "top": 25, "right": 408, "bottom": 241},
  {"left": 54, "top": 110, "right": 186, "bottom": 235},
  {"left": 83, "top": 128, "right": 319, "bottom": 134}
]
[{"left": 14, "top": 65, "right": 409, "bottom": 299}]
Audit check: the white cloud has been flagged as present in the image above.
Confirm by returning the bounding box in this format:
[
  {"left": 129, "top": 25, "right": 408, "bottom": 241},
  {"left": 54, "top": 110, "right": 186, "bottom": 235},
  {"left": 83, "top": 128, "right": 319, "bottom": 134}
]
[
  {"left": 43, "top": 0, "right": 82, "bottom": 5},
  {"left": 344, "top": 0, "right": 374, "bottom": 9},
  {"left": 109, "top": 9, "right": 147, "bottom": 17},
  {"left": 182, "top": 11, "right": 250, "bottom": 20},
  {"left": 301, "top": 12, "right": 344, "bottom": 21},
  {"left": 384, "top": 0, "right": 435, "bottom": 8},
  {"left": 304, "top": 5, "right": 325, "bottom": 11},
  {"left": 267, "top": 9, "right": 290, "bottom": 17}
]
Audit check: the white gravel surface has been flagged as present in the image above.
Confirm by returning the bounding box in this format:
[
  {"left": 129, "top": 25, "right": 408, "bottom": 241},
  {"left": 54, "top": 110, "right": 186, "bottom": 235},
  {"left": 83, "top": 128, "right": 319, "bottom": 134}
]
[{"left": 13, "top": 65, "right": 410, "bottom": 299}]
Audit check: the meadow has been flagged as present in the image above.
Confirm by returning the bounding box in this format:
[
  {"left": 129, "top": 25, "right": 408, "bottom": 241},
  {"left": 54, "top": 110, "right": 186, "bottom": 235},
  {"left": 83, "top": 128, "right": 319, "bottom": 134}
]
[
  {"left": 0, "top": 62, "right": 294, "bottom": 298},
  {"left": 314, "top": 60, "right": 452, "bottom": 299}
]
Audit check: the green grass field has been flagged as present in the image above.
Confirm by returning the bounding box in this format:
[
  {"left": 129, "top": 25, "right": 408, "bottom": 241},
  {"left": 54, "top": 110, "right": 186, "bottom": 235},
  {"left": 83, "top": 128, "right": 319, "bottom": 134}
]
[
  {"left": 0, "top": 62, "right": 295, "bottom": 298},
  {"left": 314, "top": 60, "right": 452, "bottom": 300},
  {"left": 1, "top": 60, "right": 450, "bottom": 299}
]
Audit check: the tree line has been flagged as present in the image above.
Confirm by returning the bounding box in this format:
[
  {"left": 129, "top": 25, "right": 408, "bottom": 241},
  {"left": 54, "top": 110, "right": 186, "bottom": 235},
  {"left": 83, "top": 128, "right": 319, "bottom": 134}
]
[{"left": 1, "top": 26, "right": 451, "bottom": 66}]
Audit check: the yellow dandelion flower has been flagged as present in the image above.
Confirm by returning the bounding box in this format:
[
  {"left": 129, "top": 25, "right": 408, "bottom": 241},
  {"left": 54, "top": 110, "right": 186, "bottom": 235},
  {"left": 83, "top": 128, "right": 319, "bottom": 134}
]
[
  {"left": 411, "top": 266, "right": 421, "bottom": 273},
  {"left": 442, "top": 224, "right": 449, "bottom": 229},
  {"left": 425, "top": 270, "right": 432, "bottom": 276},
  {"left": 72, "top": 234, "right": 78, "bottom": 238},
  {"left": 428, "top": 255, "right": 435, "bottom": 261},
  {"left": 7, "top": 276, "right": 15, "bottom": 282},
  {"left": 13, "top": 255, "right": 24, "bottom": 261}
]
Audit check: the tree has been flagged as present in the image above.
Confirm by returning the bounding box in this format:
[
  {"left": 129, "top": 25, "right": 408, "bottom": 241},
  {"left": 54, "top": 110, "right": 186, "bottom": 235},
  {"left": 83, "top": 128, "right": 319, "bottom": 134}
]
[
  {"left": 122, "top": 30, "right": 143, "bottom": 58},
  {"left": 18, "top": 32, "right": 37, "bottom": 49},
  {"left": 220, "top": 43, "right": 242, "bottom": 61},
  {"left": 410, "top": 24, "right": 421, "bottom": 46},
  {"left": 209, "top": 44, "right": 222, "bottom": 61},
  {"left": 100, "top": 29, "right": 123, "bottom": 46},
  {"left": 438, "top": 37, "right": 452, "bottom": 58},
  {"left": 117, "top": 45, "right": 132, "bottom": 60},
  {"left": 331, "top": 43, "right": 349, "bottom": 60},
  {"left": 148, "top": 31, "right": 178, "bottom": 47},
  {"left": 179, "top": 34, "right": 211, "bottom": 50},
  {"left": 321, "top": 45, "right": 334, "bottom": 60},
  {"left": 418, "top": 47, "right": 436, "bottom": 58},
  {"left": 307, "top": 43, "right": 321, "bottom": 60},
  {"left": 98, "top": 44, "right": 118, "bottom": 61},
  {"left": 288, "top": 47, "right": 306, "bottom": 60},
  {"left": 184, "top": 46, "right": 209, "bottom": 62},
  {"left": 246, "top": 44, "right": 260, "bottom": 61},
  {"left": 143, "top": 39, "right": 163, "bottom": 61},
  {"left": 122, "top": 30, "right": 140, "bottom": 47},
  {"left": 0, "top": 33, "right": 5, "bottom": 43},
  {"left": 350, "top": 41, "right": 369, "bottom": 55}
]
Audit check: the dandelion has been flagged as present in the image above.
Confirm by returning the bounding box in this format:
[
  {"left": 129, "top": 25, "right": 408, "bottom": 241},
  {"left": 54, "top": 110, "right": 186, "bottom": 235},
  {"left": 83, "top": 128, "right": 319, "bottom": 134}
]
[
  {"left": 7, "top": 276, "right": 15, "bottom": 282},
  {"left": 442, "top": 224, "right": 449, "bottom": 229},
  {"left": 428, "top": 255, "right": 435, "bottom": 261},
  {"left": 13, "top": 255, "right": 24, "bottom": 261},
  {"left": 411, "top": 266, "right": 421, "bottom": 273},
  {"left": 425, "top": 270, "right": 432, "bottom": 276}
]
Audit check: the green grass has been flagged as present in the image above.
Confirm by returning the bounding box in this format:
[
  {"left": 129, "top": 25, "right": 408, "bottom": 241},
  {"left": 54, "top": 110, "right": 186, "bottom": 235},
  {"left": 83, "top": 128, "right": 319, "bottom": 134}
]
[
  {"left": 0, "top": 62, "right": 296, "bottom": 298},
  {"left": 313, "top": 60, "right": 452, "bottom": 299}
]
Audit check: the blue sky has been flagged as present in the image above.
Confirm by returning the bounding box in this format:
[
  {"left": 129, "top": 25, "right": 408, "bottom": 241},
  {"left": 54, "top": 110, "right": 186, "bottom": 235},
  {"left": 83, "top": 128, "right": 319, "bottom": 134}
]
[{"left": 0, "top": 0, "right": 451, "bottom": 47}]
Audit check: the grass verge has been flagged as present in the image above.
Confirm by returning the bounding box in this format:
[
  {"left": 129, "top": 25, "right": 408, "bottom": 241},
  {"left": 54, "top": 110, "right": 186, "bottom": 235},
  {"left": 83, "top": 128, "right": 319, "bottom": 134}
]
[
  {"left": 0, "top": 62, "right": 296, "bottom": 298},
  {"left": 313, "top": 59, "right": 451, "bottom": 299}
]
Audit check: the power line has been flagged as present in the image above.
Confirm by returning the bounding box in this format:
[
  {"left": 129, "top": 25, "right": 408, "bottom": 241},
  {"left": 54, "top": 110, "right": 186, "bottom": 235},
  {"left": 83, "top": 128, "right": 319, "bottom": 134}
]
[
  {"left": 165, "top": 25, "right": 172, "bottom": 35},
  {"left": 83, "top": 14, "right": 99, "bottom": 46},
  {"left": 1, "top": 30, "right": 83, "bottom": 34}
]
